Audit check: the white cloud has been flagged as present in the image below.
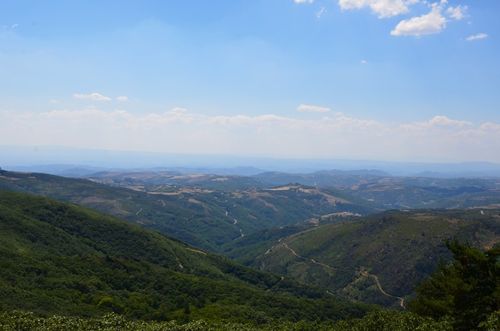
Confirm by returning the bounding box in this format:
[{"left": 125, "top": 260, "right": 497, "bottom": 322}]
[
  {"left": 391, "top": 2, "right": 446, "bottom": 37},
  {"left": 73, "top": 92, "right": 112, "bottom": 102},
  {"left": 428, "top": 115, "right": 471, "bottom": 127},
  {"left": 1, "top": 23, "right": 19, "bottom": 31},
  {"left": 168, "top": 107, "right": 189, "bottom": 115},
  {"left": 446, "top": 5, "right": 467, "bottom": 20},
  {"left": 338, "top": 0, "right": 469, "bottom": 37},
  {"left": 480, "top": 122, "right": 500, "bottom": 132},
  {"left": 2, "top": 108, "right": 499, "bottom": 161},
  {"left": 338, "top": 0, "right": 419, "bottom": 18},
  {"left": 316, "top": 7, "right": 327, "bottom": 19},
  {"left": 297, "top": 104, "right": 331, "bottom": 113},
  {"left": 399, "top": 116, "right": 472, "bottom": 133},
  {"left": 361, "top": 59, "right": 368, "bottom": 64},
  {"left": 294, "top": 0, "right": 314, "bottom": 4},
  {"left": 116, "top": 96, "right": 129, "bottom": 102},
  {"left": 466, "top": 33, "right": 488, "bottom": 41}
]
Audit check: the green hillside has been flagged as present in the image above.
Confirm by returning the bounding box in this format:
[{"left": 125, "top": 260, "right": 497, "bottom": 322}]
[
  {"left": 222, "top": 213, "right": 361, "bottom": 265},
  {"left": 251, "top": 209, "right": 500, "bottom": 307},
  {"left": 0, "top": 190, "right": 368, "bottom": 323},
  {"left": 0, "top": 170, "right": 371, "bottom": 252}
]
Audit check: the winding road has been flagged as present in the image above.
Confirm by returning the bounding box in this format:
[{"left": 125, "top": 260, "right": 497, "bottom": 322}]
[
  {"left": 282, "top": 243, "right": 336, "bottom": 272},
  {"left": 226, "top": 210, "right": 245, "bottom": 238},
  {"left": 360, "top": 270, "right": 406, "bottom": 308},
  {"left": 272, "top": 239, "right": 406, "bottom": 309}
]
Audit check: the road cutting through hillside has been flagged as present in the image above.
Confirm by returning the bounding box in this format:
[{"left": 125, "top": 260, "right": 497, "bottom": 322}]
[
  {"left": 360, "top": 270, "right": 406, "bottom": 308},
  {"left": 186, "top": 247, "right": 207, "bottom": 255},
  {"left": 226, "top": 210, "right": 245, "bottom": 238},
  {"left": 282, "top": 242, "right": 336, "bottom": 272},
  {"left": 279, "top": 241, "right": 405, "bottom": 309}
]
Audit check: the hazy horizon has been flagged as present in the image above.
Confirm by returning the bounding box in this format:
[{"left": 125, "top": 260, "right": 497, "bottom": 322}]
[{"left": 3, "top": 145, "right": 500, "bottom": 178}]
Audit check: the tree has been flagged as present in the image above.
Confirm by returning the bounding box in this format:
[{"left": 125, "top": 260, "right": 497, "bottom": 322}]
[{"left": 409, "top": 241, "right": 499, "bottom": 330}]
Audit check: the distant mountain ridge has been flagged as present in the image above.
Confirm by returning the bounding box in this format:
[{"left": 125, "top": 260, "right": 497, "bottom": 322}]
[{"left": 3, "top": 145, "right": 500, "bottom": 177}]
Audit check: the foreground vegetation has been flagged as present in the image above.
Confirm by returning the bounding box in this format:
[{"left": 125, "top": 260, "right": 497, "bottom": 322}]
[
  {"left": 1, "top": 240, "right": 497, "bottom": 330},
  {"left": 0, "top": 310, "right": 456, "bottom": 331},
  {"left": 410, "top": 241, "right": 499, "bottom": 330}
]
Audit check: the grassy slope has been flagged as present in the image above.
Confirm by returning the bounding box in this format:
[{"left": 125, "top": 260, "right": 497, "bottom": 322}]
[
  {"left": 252, "top": 209, "right": 500, "bottom": 307},
  {"left": 0, "top": 190, "right": 368, "bottom": 323}
]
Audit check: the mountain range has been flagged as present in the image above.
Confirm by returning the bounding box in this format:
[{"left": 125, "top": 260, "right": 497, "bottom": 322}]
[{"left": 0, "top": 167, "right": 498, "bottom": 328}]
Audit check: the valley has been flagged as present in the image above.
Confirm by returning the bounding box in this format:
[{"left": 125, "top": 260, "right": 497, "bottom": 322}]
[{"left": 0, "top": 170, "right": 372, "bottom": 252}]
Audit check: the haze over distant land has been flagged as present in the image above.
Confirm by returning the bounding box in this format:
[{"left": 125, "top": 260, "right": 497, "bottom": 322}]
[
  {"left": 1, "top": 111, "right": 500, "bottom": 163},
  {"left": 2, "top": 146, "right": 500, "bottom": 178}
]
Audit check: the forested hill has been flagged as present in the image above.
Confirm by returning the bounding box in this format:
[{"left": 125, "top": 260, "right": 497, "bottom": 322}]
[
  {"left": 251, "top": 209, "right": 500, "bottom": 307},
  {"left": 0, "top": 190, "right": 368, "bottom": 323}
]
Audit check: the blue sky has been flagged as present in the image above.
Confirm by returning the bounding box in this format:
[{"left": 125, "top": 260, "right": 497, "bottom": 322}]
[{"left": 1, "top": 0, "right": 499, "bottom": 162}]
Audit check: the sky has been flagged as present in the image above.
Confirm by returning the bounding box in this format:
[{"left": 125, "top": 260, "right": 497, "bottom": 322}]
[{"left": 1, "top": 0, "right": 499, "bottom": 163}]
